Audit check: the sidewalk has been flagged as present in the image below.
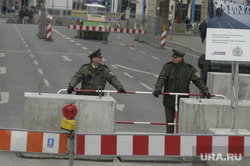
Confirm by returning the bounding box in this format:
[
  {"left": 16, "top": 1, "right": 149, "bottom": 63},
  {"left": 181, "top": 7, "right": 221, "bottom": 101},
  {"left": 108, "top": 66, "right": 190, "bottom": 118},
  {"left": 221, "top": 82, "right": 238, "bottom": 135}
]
[{"left": 166, "top": 32, "right": 206, "bottom": 54}]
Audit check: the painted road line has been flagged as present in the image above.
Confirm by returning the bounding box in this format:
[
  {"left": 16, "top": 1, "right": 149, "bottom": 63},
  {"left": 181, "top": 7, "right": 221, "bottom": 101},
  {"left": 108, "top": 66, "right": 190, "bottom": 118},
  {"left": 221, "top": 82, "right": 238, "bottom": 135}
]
[
  {"left": 34, "top": 60, "right": 39, "bottom": 65},
  {"left": 43, "top": 79, "right": 50, "bottom": 86},
  {"left": 140, "top": 83, "right": 153, "bottom": 91},
  {"left": 124, "top": 72, "right": 133, "bottom": 78},
  {"left": 0, "top": 53, "right": 5, "bottom": 57},
  {"left": 38, "top": 68, "right": 43, "bottom": 74},
  {"left": 62, "top": 56, "right": 72, "bottom": 62},
  {"left": 0, "top": 67, "right": 6, "bottom": 74},
  {"left": 30, "top": 54, "right": 34, "bottom": 58},
  {"left": 0, "top": 92, "right": 9, "bottom": 104},
  {"left": 81, "top": 47, "right": 88, "bottom": 50},
  {"left": 140, "top": 51, "right": 146, "bottom": 54},
  {"left": 151, "top": 56, "right": 160, "bottom": 60}
]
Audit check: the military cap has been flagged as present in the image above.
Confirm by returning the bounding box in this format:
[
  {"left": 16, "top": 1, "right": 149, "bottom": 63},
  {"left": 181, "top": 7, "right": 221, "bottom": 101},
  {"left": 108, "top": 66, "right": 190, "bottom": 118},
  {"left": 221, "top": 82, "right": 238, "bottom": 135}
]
[
  {"left": 88, "top": 48, "right": 103, "bottom": 59},
  {"left": 172, "top": 49, "right": 185, "bottom": 58}
]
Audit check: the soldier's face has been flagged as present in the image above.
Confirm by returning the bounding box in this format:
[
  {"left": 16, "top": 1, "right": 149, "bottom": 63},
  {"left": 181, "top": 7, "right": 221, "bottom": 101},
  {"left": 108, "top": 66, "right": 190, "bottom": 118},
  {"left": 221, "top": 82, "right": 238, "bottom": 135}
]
[
  {"left": 92, "top": 57, "right": 103, "bottom": 66},
  {"left": 172, "top": 57, "right": 183, "bottom": 64}
]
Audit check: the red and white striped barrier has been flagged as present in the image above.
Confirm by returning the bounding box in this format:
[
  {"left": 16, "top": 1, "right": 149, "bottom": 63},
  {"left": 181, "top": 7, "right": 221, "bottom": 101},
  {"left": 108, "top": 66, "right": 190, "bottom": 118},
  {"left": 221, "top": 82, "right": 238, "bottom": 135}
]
[
  {"left": 0, "top": 129, "right": 67, "bottom": 154},
  {"left": 46, "top": 22, "right": 52, "bottom": 40},
  {"left": 161, "top": 29, "right": 167, "bottom": 47},
  {"left": 116, "top": 121, "right": 175, "bottom": 125},
  {"left": 77, "top": 134, "right": 249, "bottom": 156},
  {"left": 117, "top": 21, "right": 120, "bottom": 28},
  {"left": 68, "top": 25, "right": 147, "bottom": 34}
]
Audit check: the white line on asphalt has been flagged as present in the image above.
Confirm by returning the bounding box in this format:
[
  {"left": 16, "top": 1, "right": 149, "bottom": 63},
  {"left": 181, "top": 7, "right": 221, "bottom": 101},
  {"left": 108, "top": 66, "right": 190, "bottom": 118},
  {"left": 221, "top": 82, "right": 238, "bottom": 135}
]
[
  {"left": 38, "top": 68, "right": 43, "bottom": 74},
  {"left": 116, "top": 104, "right": 125, "bottom": 111},
  {"left": 140, "top": 51, "right": 146, "bottom": 54},
  {"left": 30, "top": 54, "right": 34, "bottom": 58},
  {"left": 34, "top": 60, "right": 39, "bottom": 65},
  {"left": 140, "top": 83, "right": 153, "bottom": 91},
  {"left": 0, "top": 50, "right": 89, "bottom": 56},
  {"left": 0, "top": 53, "right": 5, "bottom": 57},
  {"left": 62, "top": 55, "right": 72, "bottom": 62},
  {"left": 124, "top": 72, "right": 133, "bottom": 78},
  {"left": 61, "top": 35, "right": 66, "bottom": 37},
  {"left": 111, "top": 64, "right": 159, "bottom": 78},
  {"left": 129, "top": 47, "right": 135, "bottom": 50},
  {"left": 43, "top": 79, "right": 50, "bottom": 86},
  {"left": 116, "top": 37, "right": 121, "bottom": 39},
  {"left": 21, "top": 38, "right": 24, "bottom": 40},
  {"left": 66, "top": 37, "right": 70, "bottom": 40},
  {"left": 27, "top": 49, "right": 31, "bottom": 52},
  {"left": 81, "top": 47, "right": 88, "bottom": 50},
  {"left": 151, "top": 56, "right": 160, "bottom": 60},
  {"left": 120, "top": 44, "right": 125, "bottom": 46},
  {"left": 70, "top": 40, "right": 76, "bottom": 42},
  {"left": 75, "top": 43, "right": 81, "bottom": 46},
  {"left": 25, "top": 44, "right": 28, "bottom": 47},
  {"left": 0, "top": 67, "right": 6, "bottom": 74},
  {"left": 23, "top": 41, "right": 26, "bottom": 44},
  {"left": 0, "top": 92, "right": 9, "bottom": 104}
]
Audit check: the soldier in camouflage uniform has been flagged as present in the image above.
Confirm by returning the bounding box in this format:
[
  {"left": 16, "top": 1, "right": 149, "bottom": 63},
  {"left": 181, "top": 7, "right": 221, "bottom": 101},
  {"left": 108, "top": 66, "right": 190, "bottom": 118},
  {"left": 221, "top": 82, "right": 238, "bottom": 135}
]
[
  {"left": 67, "top": 48, "right": 126, "bottom": 95},
  {"left": 153, "top": 49, "right": 211, "bottom": 133}
]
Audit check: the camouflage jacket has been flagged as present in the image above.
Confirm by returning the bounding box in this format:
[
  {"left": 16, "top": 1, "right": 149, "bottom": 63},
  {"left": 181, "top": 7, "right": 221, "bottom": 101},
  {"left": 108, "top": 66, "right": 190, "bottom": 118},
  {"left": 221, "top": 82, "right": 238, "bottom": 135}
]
[
  {"left": 69, "top": 63, "right": 124, "bottom": 95},
  {"left": 155, "top": 61, "right": 208, "bottom": 109}
]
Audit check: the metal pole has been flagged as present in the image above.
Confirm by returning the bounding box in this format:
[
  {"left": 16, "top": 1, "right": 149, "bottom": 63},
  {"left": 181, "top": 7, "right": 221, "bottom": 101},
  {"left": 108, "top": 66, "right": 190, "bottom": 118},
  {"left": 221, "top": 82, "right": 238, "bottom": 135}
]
[
  {"left": 235, "top": 62, "right": 239, "bottom": 135},
  {"left": 231, "top": 62, "right": 235, "bottom": 131},
  {"left": 69, "top": 131, "right": 74, "bottom": 166}
]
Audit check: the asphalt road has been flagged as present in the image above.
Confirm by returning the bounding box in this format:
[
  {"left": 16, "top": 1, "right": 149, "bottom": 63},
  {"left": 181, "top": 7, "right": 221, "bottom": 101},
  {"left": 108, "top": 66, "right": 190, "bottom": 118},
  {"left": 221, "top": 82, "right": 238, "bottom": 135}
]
[
  {"left": 0, "top": 23, "right": 204, "bottom": 133},
  {"left": 0, "top": 19, "right": 210, "bottom": 166}
]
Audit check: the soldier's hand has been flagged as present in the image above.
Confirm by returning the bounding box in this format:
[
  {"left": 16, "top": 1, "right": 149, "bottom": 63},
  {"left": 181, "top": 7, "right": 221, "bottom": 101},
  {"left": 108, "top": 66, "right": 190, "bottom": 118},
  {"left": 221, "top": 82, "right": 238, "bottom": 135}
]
[
  {"left": 203, "top": 91, "right": 211, "bottom": 99},
  {"left": 67, "top": 86, "right": 74, "bottom": 94},
  {"left": 118, "top": 88, "right": 126, "bottom": 94},
  {"left": 153, "top": 89, "right": 162, "bottom": 98}
]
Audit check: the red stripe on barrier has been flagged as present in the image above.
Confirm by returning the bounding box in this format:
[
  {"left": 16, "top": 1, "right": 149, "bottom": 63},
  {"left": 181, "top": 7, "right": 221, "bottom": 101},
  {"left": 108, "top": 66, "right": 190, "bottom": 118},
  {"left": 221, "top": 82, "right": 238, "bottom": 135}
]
[
  {"left": 77, "top": 135, "right": 85, "bottom": 155},
  {"left": 165, "top": 136, "right": 180, "bottom": 155},
  {"left": 196, "top": 136, "right": 212, "bottom": 156},
  {"left": 228, "top": 136, "right": 244, "bottom": 156},
  {"left": 126, "top": 29, "right": 130, "bottom": 33},
  {"left": 59, "top": 133, "right": 68, "bottom": 154},
  {"left": 0, "top": 130, "right": 11, "bottom": 151},
  {"left": 133, "top": 135, "right": 148, "bottom": 155},
  {"left": 73, "top": 25, "right": 77, "bottom": 29},
  {"left": 101, "top": 135, "right": 117, "bottom": 155},
  {"left": 27, "top": 132, "right": 43, "bottom": 152},
  {"left": 80, "top": 25, "right": 83, "bottom": 30}
]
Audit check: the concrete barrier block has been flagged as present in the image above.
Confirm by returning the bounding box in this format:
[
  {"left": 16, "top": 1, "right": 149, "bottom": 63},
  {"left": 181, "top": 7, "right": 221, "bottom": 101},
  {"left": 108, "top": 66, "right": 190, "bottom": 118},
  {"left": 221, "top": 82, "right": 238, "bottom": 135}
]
[
  {"left": 23, "top": 92, "right": 116, "bottom": 134},
  {"left": 207, "top": 72, "right": 250, "bottom": 100},
  {"left": 178, "top": 98, "right": 250, "bottom": 134}
]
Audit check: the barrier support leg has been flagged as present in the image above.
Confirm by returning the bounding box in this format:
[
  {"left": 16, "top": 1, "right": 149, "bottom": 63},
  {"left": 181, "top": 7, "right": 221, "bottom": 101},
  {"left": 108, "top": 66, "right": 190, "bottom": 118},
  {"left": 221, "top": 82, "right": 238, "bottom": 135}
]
[{"left": 68, "top": 131, "right": 75, "bottom": 166}]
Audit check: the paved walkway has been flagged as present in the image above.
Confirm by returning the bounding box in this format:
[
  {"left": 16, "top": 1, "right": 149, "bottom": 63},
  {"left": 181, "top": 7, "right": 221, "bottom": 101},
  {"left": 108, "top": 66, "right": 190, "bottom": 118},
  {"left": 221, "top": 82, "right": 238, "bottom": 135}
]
[{"left": 166, "top": 32, "right": 206, "bottom": 54}]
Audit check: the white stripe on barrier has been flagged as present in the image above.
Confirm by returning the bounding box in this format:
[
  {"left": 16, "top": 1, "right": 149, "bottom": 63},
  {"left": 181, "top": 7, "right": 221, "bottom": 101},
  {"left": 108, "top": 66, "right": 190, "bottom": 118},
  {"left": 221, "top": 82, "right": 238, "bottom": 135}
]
[
  {"left": 149, "top": 135, "right": 164, "bottom": 156},
  {"left": 213, "top": 136, "right": 228, "bottom": 156},
  {"left": 181, "top": 136, "right": 196, "bottom": 156},
  {"left": 11, "top": 131, "right": 27, "bottom": 152},
  {"left": 85, "top": 135, "right": 101, "bottom": 155},
  {"left": 117, "top": 135, "right": 133, "bottom": 155}
]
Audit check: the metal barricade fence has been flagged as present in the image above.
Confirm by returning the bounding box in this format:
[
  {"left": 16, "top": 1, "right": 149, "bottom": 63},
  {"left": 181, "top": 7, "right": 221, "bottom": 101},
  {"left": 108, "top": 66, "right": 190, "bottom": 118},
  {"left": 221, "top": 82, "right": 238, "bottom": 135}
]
[{"left": 57, "top": 89, "right": 227, "bottom": 134}]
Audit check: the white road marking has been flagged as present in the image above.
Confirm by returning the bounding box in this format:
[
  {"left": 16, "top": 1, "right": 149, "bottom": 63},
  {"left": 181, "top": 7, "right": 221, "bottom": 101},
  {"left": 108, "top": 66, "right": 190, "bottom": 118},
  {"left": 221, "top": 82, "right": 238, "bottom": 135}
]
[
  {"left": 25, "top": 44, "right": 29, "bottom": 47},
  {"left": 0, "top": 67, "right": 6, "bottom": 74},
  {"left": 0, "top": 92, "right": 9, "bottom": 104},
  {"left": 120, "top": 44, "right": 125, "bottom": 46},
  {"left": 140, "top": 51, "right": 146, "bottom": 54},
  {"left": 151, "top": 56, "right": 160, "bottom": 60},
  {"left": 62, "top": 55, "right": 72, "bottom": 62},
  {"left": 81, "top": 47, "right": 88, "bottom": 50},
  {"left": 129, "top": 47, "right": 135, "bottom": 50},
  {"left": 43, "top": 79, "right": 50, "bottom": 86},
  {"left": 27, "top": 49, "right": 31, "bottom": 52},
  {"left": 75, "top": 43, "right": 82, "bottom": 46},
  {"left": 0, "top": 53, "right": 5, "bottom": 57},
  {"left": 116, "top": 104, "right": 125, "bottom": 111},
  {"left": 30, "top": 54, "right": 34, "bottom": 58},
  {"left": 140, "top": 83, "right": 153, "bottom": 91},
  {"left": 111, "top": 64, "right": 159, "bottom": 78},
  {"left": 124, "top": 72, "right": 133, "bottom": 78},
  {"left": 34, "top": 60, "right": 39, "bottom": 65},
  {"left": 23, "top": 41, "right": 26, "bottom": 44},
  {"left": 38, "top": 68, "right": 43, "bottom": 74},
  {"left": 70, "top": 40, "right": 76, "bottom": 42}
]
